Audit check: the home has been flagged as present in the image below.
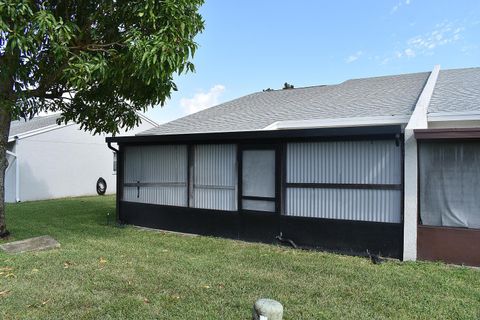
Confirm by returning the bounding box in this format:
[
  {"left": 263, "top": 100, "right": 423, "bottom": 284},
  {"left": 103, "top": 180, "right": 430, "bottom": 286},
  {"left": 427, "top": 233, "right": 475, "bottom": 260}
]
[
  {"left": 106, "top": 66, "right": 480, "bottom": 266},
  {"left": 6, "top": 113, "right": 157, "bottom": 202}
]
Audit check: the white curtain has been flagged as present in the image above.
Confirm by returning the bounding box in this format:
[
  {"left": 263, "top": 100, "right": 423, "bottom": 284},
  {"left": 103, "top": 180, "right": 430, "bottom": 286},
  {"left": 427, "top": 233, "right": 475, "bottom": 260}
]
[{"left": 419, "top": 141, "right": 480, "bottom": 229}]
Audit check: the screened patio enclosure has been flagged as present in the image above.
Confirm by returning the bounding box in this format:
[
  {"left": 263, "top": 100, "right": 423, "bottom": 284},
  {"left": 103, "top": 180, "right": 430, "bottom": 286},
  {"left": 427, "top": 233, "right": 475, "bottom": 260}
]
[
  {"left": 416, "top": 131, "right": 480, "bottom": 266},
  {"left": 108, "top": 126, "right": 404, "bottom": 258}
]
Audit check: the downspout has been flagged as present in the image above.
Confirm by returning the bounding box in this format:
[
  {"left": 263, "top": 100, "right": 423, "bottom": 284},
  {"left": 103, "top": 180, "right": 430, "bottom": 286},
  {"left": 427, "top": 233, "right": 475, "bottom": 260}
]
[
  {"left": 107, "top": 141, "right": 119, "bottom": 177},
  {"left": 6, "top": 149, "right": 20, "bottom": 203},
  {"left": 107, "top": 141, "right": 121, "bottom": 224},
  {"left": 107, "top": 141, "right": 119, "bottom": 153}
]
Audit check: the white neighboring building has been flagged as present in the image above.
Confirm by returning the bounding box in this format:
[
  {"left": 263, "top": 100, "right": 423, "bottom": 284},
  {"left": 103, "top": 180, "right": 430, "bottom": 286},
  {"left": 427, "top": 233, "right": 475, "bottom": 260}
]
[{"left": 5, "top": 113, "right": 157, "bottom": 202}]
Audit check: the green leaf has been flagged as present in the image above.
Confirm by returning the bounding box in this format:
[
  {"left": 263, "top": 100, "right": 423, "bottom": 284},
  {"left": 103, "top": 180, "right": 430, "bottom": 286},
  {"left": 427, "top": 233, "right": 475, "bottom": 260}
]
[{"left": 1, "top": 0, "right": 204, "bottom": 135}]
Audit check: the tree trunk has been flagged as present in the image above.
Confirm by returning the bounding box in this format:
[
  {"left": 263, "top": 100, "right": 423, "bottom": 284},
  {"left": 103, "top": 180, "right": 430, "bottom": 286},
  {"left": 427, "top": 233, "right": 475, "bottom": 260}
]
[{"left": 0, "top": 105, "right": 11, "bottom": 237}]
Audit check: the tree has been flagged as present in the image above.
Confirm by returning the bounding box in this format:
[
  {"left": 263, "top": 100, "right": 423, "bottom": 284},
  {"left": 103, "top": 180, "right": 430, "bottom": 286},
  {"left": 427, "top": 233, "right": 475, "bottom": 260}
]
[{"left": 0, "top": 0, "right": 204, "bottom": 237}]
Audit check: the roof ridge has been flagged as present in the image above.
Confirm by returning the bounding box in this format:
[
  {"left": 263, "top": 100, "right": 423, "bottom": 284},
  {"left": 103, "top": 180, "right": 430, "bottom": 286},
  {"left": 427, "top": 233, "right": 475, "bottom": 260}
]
[
  {"left": 253, "top": 70, "right": 438, "bottom": 92},
  {"left": 258, "top": 84, "right": 329, "bottom": 92},
  {"left": 439, "top": 66, "right": 480, "bottom": 72}
]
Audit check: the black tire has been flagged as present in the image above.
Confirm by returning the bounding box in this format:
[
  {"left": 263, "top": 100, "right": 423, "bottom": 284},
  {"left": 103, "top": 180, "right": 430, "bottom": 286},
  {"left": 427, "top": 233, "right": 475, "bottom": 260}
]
[{"left": 96, "top": 177, "right": 107, "bottom": 195}]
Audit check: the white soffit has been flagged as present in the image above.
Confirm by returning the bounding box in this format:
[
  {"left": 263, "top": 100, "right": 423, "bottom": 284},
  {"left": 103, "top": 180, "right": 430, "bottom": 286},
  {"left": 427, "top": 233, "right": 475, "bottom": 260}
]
[
  {"left": 263, "top": 115, "right": 411, "bottom": 130},
  {"left": 428, "top": 111, "right": 480, "bottom": 122}
]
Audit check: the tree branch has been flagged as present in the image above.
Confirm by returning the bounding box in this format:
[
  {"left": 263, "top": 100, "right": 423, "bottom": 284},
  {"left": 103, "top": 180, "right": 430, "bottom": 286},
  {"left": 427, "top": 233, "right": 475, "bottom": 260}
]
[
  {"left": 69, "top": 42, "right": 125, "bottom": 51},
  {"left": 34, "top": 61, "right": 69, "bottom": 95},
  {"left": 20, "top": 88, "right": 69, "bottom": 99}
]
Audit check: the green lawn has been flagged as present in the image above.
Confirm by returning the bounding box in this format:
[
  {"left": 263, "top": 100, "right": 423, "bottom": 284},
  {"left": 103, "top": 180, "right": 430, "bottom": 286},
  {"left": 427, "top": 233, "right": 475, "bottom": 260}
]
[{"left": 0, "top": 196, "right": 479, "bottom": 319}]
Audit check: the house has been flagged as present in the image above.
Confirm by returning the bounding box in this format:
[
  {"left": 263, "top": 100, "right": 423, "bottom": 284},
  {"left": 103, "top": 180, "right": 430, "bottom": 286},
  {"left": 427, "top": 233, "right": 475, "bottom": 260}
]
[
  {"left": 106, "top": 66, "right": 480, "bottom": 266},
  {"left": 5, "top": 113, "right": 157, "bottom": 203}
]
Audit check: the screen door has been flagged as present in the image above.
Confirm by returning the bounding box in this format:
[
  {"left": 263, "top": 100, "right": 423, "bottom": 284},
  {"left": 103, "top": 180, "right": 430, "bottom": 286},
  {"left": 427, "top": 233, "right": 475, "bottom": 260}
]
[{"left": 240, "top": 148, "right": 277, "bottom": 212}]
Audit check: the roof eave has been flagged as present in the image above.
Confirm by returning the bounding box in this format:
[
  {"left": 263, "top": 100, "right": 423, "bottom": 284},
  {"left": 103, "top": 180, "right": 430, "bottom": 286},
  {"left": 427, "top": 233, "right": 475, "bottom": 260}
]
[{"left": 106, "top": 125, "right": 403, "bottom": 145}]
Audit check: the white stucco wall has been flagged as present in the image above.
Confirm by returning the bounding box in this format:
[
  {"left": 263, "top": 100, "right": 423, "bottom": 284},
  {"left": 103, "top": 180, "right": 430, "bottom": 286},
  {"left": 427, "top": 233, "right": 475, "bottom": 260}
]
[
  {"left": 403, "top": 129, "right": 419, "bottom": 261},
  {"left": 5, "top": 119, "right": 155, "bottom": 202},
  {"left": 402, "top": 65, "right": 440, "bottom": 261}
]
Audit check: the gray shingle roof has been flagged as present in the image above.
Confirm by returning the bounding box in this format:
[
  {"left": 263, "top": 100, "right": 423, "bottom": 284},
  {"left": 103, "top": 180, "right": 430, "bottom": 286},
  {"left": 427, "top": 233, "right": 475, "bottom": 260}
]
[
  {"left": 140, "top": 71, "right": 430, "bottom": 136},
  {"left": 9, "top": 114, "right": 61, "bottom": 137},
  {"left": 428, "top": 67, "right": 480, "bottom": 114}
]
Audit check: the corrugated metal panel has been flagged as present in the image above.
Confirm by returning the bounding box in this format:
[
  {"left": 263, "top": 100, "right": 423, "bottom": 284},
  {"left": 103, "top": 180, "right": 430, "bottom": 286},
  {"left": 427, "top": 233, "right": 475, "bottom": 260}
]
[
  {"left": 287, "top": 140, "right": 401, "bottom": 184},
  {"left": 286, "top": 140, "right": 402, "bottom": 223},
  {"left": 193, "top": 188, "right": 236, "bottom": 211},
  {"left": 123, "top": 145, "right": 188, "bottom": 206},
  {"left": 123, "top": 146, "right": 142, "bottom": 183},
  {"left": 286, "top": 188, "right": 401, "bottom": 223},
  {"left": 141, "top": 145, "right": 188, "bottom": 183},
  {"left": 193, "top": 144, "right": 237, "bottom": 211},
  {"left": 124, "top": 186, "right": 187, "bottom": 206}
]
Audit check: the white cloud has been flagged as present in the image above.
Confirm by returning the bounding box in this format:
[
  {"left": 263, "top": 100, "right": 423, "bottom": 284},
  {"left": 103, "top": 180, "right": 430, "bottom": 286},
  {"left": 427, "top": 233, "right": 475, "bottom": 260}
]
[
  {"left": 404, "top": 48, "right": 416, "bottom": 57},
  {"left": 180, "top": 84, "right": 225, "bottom": 115},
  {"left": 407, "top": 21, "right": 464, "bottom": 54},
  {"left": 381, "top": 20, "right": 466, "bottom": 64},
  {"left": 391, "top": 0, "right": 412, "bottom": 13},
  {"left": 345, "top": 51, "right": 363, "bottom": 63}
]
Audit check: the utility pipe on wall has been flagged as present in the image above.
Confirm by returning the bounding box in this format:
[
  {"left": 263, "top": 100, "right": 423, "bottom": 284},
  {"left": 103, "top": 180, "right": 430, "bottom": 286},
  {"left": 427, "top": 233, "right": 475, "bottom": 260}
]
[{"left": 6, "top": 150, "right": 20, "bottom": 202}]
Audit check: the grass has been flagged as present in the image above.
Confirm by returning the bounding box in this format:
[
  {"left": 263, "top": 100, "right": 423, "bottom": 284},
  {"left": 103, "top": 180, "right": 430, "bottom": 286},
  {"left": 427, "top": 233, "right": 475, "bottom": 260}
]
[{"left": 0, "top": 196, "right": 479, "bottom": 319}]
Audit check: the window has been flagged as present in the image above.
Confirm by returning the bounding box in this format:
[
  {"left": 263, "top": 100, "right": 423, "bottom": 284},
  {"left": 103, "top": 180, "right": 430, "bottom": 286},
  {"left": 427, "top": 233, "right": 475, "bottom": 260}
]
[{"left": 419, "top": 141, "right": 480, "bottom": 229}]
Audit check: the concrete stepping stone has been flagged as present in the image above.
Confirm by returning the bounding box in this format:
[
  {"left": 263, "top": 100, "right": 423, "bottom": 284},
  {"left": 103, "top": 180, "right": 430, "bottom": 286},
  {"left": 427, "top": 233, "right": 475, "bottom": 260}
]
[{"left": 0, "top": 235, "right": 60, "bottom": 253}]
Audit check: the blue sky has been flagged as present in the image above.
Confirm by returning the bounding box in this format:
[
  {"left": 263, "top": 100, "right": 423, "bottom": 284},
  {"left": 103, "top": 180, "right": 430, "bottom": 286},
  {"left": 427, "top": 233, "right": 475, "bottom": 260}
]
[{"left": 145, "top": 0, "right": 480, "bottom": 124}]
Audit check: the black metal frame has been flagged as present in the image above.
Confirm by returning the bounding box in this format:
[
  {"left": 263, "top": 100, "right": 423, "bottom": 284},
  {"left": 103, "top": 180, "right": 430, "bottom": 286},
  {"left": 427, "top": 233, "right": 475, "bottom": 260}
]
[
  {"left": 417, "top": 139, "right": 422, "bottom": 225},
  {"left": 285, "top": 183, "right": 402, "bottom": 190},
  {"left": 110, "top": 125, "right": 405, "bottom": 258},
  {"left": 400, "top": 135, "right": 405, "bottom": 257},
  {"left": 116, "top": 144, "right": 124, "bottom": 223},
  {"left": 237, "top": 143, "right": 282, "bottom": 214}
]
